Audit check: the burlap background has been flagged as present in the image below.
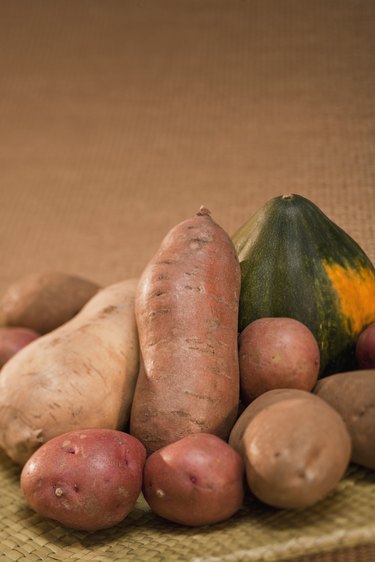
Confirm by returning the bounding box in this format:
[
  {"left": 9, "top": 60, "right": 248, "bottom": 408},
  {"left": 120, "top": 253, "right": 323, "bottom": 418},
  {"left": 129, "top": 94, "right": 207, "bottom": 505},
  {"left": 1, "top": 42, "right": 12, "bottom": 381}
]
[{"left": 0, "top": 1, "right": 374, "bottom": 560}]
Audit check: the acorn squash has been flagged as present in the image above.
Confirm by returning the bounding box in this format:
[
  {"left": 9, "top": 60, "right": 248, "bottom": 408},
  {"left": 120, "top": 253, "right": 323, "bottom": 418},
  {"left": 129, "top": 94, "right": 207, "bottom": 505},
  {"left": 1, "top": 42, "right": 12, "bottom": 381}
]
[{"left": 232, "top": 193, "right": 375, "bottom": 375}]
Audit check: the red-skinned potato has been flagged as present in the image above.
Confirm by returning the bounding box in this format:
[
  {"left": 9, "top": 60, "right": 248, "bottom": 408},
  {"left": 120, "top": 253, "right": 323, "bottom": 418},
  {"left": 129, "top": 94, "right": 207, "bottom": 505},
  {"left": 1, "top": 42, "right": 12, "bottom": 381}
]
[
  {"left": 20, "top": 429, "right": 146, "bottom": 531},
  {"left": 239, "top": 317, "right": 320, "bottom": 404},
  {"left": 0, "top": 327, "right": 40, "bottom": 368},
  {"left": 356, "top": 323, "right": 375, "bottom": 369},
  {"left": 143, "top": 433, "right": 245, "bottom": 526}
]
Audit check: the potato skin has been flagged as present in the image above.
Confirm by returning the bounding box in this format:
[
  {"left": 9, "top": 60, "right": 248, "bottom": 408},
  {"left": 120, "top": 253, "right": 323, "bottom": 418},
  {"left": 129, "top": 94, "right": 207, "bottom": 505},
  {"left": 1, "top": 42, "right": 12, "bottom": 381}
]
[
  {"left": 130, "top": 209, "right": 240, "bottom": 454},
  {"left": 143, "top": 433, "right": 245, "bottom": 526},
  {"left": 356, "top": 323, "right": 375, "bottom": 369},
  {"left": 239, "top": 318, "right": 320, "bottom": 404},
  {"left": 314, "top": 370, "right": 375, "bottom": 470},
  {"left": 0, "top": 327, "right": 40, "bottom": 368},
  {"left": 0, "top": 271, "right": 100, "bottom": 334},
  {"left": 242, "top": 396, "right": 351, "bottom": 509},
  {"left": 20, "top": 429, "right": 146, "bottom": 531},
  {"left": 229, "top": 388, "right": 317, "bottom": 456},
  {"left": 0, "top": 279, "right": 139, "bottom": 465}
]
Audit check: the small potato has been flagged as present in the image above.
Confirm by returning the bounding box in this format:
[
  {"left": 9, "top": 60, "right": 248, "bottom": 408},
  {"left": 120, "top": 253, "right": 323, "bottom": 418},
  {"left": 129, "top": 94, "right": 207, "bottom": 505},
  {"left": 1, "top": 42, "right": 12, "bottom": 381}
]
[
  {"left": 20, "top": 429, "right": 146, "bottom": 531},
  {"left": 0, "top": 271, "right": 100, "bottom": 334},
  {"left": 239, "top": 317, "right": 320, "bottom": 404},
  {"left": 143, "top": 433, "right": 245, "bottom": 526},
  {"left": 356, "top": 323, "right": 375, "bottom": 369},
  {"left": 314, "top": 370, "right": 375, "bottom": 470},
  {"left": 0, "top": 327, "right": 40, "bottom": 368},
  {"left": 242, "top": 396, "right": 351, "bottom": 509},
  {"left": 229, "top": 388, "right": 317, "bottom": 456}
]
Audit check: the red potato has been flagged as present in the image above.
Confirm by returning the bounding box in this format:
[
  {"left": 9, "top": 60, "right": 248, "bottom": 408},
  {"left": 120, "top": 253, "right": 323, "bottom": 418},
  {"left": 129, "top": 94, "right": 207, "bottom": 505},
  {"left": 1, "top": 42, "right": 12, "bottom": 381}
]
[
  {"left": 20, "top": 429, "right": 146, "bottom": 531},
  {"left": 130, "top": 207, "right": 241, "bottom": 454},
  {"left": 143, "top": 433, "right": 245, "bottom": 526},
  {"left": 356, "top": 323, "right": 375, "bottom": 368},
  {"left": 0, "top": 327, "right": 40, "bottom": 368},
  {"left": 239, "top": 317, "right": 320, "bottom": 404}
]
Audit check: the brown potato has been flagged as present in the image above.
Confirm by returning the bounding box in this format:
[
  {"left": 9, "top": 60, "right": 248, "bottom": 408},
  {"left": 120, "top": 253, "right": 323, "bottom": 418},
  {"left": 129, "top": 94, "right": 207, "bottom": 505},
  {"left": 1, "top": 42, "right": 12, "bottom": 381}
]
[
  {"left": 242, "top": 396, "right": 351, "bottom": 508},
  {"left": 239, "top": 317, "right": 320, "bottom": 404},
  {"left": 314, "top": 370, "right": 375, "bottom": 470},
  {"left": 229, "top": 388, "right": 317, "bottom": 456},
  {"left": 0, "top": 271, "right": 100, "bottom": 334},
  {"left": 356, "top": 323, "right": 375, "bottom": 369},
  {"left": 0, "top": 327, "right": 40, "bottom": 368},
  {"left": 20, "top": 429, "right": 146, "bottom": 531},
  {"left": 143, "top": 433, "right": 245, "bottom": 526}
]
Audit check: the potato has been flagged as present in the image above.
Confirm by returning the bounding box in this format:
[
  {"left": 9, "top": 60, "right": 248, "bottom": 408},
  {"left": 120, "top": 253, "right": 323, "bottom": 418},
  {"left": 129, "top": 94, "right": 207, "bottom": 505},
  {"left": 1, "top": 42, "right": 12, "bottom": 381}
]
[
  {"left": 20, "top": 429, "right": 146, "bottom": 531},
  {"left": 0, "top": 271, "right": 100, "bottom": 334},
  {"left": 0, "top": 327, "right": 40, "bottom": 368},
  {"left": 229, "top": 388, "right": 317, "bottom": 456},
  {"left": 239, "top": 318, "right": 320, "bottom": 404},
  {"left": 0, "top": 279, "right": 139, "bottom": 465},
  {"left": 314, "top": 370, "right": 375, "bottom": 470},
  {"left": 356, "top": 323, "right": 375, "bottom": 369},
  {"left": 142, "top": 433, "right": 245, "bottom": 526},
  {"left": 242, "top": 395, "right": 351, "bottom": 508}
]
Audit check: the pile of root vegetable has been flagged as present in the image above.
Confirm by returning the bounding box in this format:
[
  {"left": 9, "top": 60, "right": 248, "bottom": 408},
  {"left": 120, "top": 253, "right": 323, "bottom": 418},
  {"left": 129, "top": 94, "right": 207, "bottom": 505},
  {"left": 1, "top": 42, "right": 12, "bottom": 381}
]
[{"left": 0, "top": 197, "right": 374, "bottom": 532}]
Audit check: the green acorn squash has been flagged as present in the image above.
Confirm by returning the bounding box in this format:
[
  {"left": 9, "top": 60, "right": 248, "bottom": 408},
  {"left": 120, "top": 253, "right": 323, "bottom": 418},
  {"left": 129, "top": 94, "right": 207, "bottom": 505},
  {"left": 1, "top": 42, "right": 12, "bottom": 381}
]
[{"left": 232, "top": 193, "right": 375, "bottom": 375}]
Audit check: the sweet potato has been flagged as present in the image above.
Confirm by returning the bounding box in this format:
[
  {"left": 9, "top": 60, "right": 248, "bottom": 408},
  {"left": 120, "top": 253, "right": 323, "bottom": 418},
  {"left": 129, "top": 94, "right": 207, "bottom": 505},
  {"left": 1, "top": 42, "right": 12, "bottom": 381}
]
[
  {"left": 0, "top": 279, "right": 139, "bottom": 465},
  {"left": 130, "top": 207, "right": 241, "bottom": 454},
  {"left": 143, "top": 433, "right": 245, "bottom": 526},
  {"left": 21, "top": 429, "right": 146, "bottom": 531},
  {"left": 0, "top": 327, "right": 40, "bottom": 368},
  {"left": 0, "top": 271, "right": 100, "bottom": 334}
]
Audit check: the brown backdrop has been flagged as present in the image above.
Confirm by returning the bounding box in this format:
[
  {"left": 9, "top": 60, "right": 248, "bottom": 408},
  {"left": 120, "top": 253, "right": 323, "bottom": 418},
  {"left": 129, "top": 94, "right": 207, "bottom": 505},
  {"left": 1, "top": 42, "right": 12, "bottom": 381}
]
[{"left": 0, "top": 1, "right": 374, "bottom": 561}]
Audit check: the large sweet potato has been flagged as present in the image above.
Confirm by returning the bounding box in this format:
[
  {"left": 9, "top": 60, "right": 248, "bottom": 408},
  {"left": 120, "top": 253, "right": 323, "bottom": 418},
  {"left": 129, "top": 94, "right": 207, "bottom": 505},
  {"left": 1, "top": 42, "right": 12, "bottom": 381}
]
[
  {"left": 0, "top": 279, "right": 139, "bottom": 465},
  {"left": 130, "top": 207, "right": 241, "bottom": 453}
]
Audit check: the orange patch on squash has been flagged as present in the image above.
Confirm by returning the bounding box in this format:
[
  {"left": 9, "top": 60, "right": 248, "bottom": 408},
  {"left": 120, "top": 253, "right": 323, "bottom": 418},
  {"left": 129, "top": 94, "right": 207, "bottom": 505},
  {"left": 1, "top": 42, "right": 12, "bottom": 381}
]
[{"left": 324, "top": 262, "right": 375, "bottom": 335}]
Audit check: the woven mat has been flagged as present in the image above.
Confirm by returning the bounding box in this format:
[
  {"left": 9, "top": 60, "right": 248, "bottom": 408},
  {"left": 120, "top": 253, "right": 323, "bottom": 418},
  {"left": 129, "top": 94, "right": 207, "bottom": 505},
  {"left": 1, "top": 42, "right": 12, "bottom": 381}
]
[
  {"left": 1, "top": 1, "right": 375, "bottom": 560},
  {"left": 1, "top": 452, "right": 374, "bottom": 562}
]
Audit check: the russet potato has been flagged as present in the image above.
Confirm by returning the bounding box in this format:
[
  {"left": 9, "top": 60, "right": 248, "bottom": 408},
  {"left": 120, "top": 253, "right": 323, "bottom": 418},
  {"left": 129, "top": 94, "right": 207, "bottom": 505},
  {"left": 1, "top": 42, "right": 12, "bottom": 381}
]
[
  {"left": 242, "top": 396, "right": 351, "bottom": 509},
  {"left": 0, "top": 271, "right": 100, "bottom": 334},
  {"left": 314, "top": 369, "right": 375, "bottom": 470}
]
